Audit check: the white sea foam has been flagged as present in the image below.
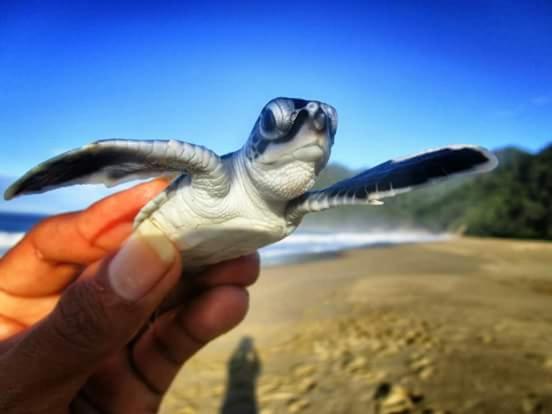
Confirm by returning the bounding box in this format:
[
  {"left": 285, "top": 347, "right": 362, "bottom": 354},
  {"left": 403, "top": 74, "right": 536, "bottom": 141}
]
[
  {"left": 0, "top": 231, "right": 25, "bottom": 256},
  {"left": 259, "top": 231, "right": 450, "bottom": 265}
]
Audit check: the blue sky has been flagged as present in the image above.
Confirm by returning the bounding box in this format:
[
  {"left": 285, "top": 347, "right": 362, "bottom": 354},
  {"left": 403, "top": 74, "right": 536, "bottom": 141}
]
[{"left": 0, "top": 0, "right": 551, "bottom": 181}]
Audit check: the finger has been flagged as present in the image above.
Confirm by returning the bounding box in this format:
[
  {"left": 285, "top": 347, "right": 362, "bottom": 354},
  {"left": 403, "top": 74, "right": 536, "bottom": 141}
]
[
  {"left": 0, "top": 179, "right": 168, "bottom": 296},
  {"left": 0, "top": 289, "right": 59, "bottom": 326},
  {"left": 0, "top": 226, "right": 181, "bottom": 402},
  {"left": 195, "top": 253, "right": 260, "bottom": 288},
  {"left": 157, "top": 253, "right": 260, "bottom": 314},
  {"left": 130, "top": 286, "right": 249, "bottom": 394}
]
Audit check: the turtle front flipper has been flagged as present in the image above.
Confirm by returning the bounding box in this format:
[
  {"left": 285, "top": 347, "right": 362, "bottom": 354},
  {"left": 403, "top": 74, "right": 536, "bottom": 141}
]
[
  {"left": 286, "top": 145, "right": 498, "bottom": 222},
  {"left": 4, "top": 139, "right": 229, "bottom": 200}
]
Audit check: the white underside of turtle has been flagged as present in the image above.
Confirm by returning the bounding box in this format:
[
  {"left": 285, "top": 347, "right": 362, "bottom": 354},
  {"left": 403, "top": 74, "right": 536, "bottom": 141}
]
[{"left": 4, "top": 97, "right": 498, "bottom": 272}]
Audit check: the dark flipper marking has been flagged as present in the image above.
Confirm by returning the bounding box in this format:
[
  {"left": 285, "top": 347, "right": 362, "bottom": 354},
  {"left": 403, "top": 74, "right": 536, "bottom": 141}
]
[{"left": 4, "top": 139, "right": 225, "bottom": 200}]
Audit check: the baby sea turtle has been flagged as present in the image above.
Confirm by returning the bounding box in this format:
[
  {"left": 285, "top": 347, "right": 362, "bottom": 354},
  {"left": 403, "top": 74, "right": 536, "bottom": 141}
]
[{"left": 5, "top": 97, "right": 497, "bottom": 271}]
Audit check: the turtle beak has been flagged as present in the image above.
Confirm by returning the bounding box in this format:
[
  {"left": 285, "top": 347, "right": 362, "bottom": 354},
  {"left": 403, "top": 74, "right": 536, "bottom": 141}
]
[
  {"left": 305, "top": 102, "right": 327, "bottom": 133},
  {"left": 313, "top": 108, "right": 328, "bottom": 132},
  {"left": 304, "top": 102, "right": 337, "bottom": 146}
]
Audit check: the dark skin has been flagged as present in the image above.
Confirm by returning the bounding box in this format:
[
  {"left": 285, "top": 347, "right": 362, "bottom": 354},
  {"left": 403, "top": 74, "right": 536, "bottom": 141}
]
[{"left": 0, "top": 179, "right": 260, "bottom": 413}]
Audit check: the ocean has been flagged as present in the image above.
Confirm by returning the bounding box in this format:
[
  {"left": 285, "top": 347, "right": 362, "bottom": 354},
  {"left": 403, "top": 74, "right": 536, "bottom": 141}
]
[
  {"left": 0, "top": 211, "right": 46, "bottom": 256},
  {"left": 0, "top": 211, "right": 448, "bottom": 264}
]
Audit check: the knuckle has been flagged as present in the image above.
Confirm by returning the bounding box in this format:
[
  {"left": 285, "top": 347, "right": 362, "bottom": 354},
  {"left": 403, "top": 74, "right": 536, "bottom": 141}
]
[
  {"left": 52, "top": 281, "right": 112, "bottom": 353},
  {"left": 151, "top": 327, "right": 182, "bottom": 366},
  {"left": 33, "top": 214, "right": 71, "bottom": 234}
]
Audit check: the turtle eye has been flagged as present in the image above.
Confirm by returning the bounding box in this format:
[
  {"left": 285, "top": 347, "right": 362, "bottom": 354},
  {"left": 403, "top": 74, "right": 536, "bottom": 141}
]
[
  {"left": 261, "top": 109, "right": 277, "bottom": 134},
  {"left": 258, "top": 99, "right": 296, "bottom": 139},
  {"left": 329, "top": 114, "right": 338, "bottom": 137},
  {"left": 322, "top": 103, "right": 338, "bottom": 138}
]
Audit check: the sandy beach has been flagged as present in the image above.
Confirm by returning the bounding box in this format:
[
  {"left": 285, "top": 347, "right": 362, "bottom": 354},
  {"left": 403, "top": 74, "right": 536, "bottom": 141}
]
[{"left": 161, "top": 237, "right": 552, "bottom": 414}]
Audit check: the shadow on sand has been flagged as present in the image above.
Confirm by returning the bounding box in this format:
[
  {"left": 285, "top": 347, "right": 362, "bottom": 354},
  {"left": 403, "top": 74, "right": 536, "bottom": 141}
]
[{"left": 220, "top": 336, "right": 261, "bottom": 414}]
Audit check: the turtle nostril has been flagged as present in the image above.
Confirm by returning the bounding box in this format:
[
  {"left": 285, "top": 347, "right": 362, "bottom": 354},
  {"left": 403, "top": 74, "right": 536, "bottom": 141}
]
[
  {"left": 313, "top": 109, "right": 327, "bottom": 131},
  {"left": 306, "top": 102, "right": 319, "bottom": 112}
]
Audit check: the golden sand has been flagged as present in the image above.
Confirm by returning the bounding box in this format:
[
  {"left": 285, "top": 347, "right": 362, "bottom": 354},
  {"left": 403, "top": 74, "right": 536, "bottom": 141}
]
[{"left": 162, "top": 237, "right": 552, "bottom": 414}]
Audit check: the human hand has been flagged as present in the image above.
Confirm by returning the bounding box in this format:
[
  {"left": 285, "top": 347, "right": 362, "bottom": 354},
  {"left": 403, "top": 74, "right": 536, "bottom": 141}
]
[{"left": 0, "top": 179, "right": 259, "bottom": 413}]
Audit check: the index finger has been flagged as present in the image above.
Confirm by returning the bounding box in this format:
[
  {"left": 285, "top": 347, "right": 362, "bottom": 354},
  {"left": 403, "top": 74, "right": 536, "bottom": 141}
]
[{"left": 0, "top": 179, "right": 169, "bottom": 297}]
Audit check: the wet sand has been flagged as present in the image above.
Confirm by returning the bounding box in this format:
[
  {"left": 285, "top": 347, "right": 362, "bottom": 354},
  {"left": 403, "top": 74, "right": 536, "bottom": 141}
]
[{"left": 161, "top": 237, "right": 552, "bottom": 414}]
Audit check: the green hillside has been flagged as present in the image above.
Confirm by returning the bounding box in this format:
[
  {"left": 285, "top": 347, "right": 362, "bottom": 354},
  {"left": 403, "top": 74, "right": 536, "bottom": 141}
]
[{"left": 303, "top": 145, "right": 552, "bottom": 240}]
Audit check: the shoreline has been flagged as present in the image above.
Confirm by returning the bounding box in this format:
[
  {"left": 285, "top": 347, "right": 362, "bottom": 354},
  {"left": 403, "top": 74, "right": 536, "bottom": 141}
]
[{"left": 259, "top": 230, "right": 451, "bottom": 267}]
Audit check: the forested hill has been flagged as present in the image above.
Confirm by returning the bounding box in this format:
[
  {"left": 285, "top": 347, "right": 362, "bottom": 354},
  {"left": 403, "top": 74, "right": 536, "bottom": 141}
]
[{"left": 302, "top": 144, "right": 552, "bottom": 240}]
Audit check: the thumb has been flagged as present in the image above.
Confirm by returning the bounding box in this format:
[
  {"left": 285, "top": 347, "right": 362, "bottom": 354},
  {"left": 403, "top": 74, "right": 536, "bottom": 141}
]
[{"left": 2, "top": 223, "right": 181, "bottom": 397}]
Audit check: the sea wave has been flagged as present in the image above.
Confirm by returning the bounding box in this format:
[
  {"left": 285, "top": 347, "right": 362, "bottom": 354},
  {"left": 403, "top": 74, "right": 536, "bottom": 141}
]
[{"left": 259, "top": 231, "right": 450, "bottom": 265}]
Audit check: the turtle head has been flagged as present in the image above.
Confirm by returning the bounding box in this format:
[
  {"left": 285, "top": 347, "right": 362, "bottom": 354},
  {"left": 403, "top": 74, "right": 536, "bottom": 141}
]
[{"left": 242, "top": 97, "right": 337, "bottom": 201}]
